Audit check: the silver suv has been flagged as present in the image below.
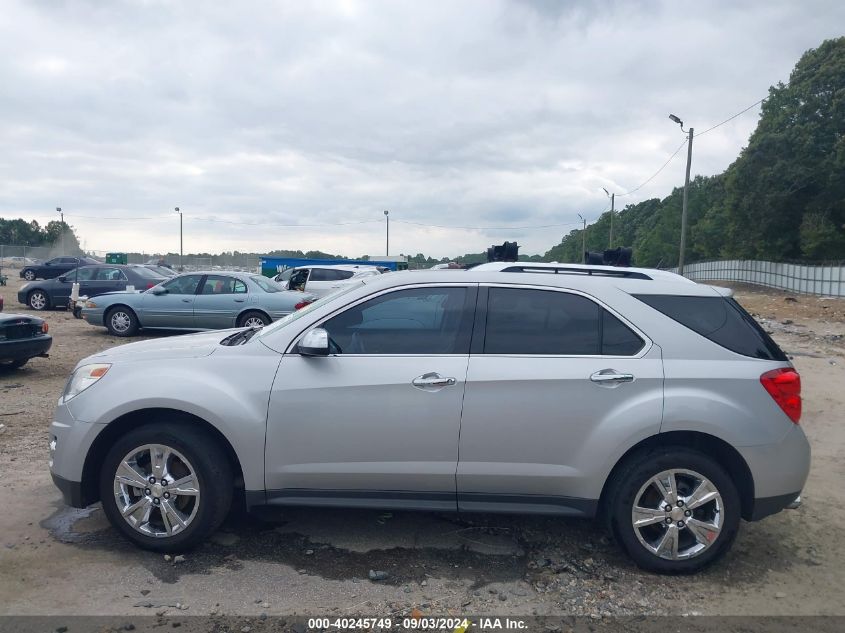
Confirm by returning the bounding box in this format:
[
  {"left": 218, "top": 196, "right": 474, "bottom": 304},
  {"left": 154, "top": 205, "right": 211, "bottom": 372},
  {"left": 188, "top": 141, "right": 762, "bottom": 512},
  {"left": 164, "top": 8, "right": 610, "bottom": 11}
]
[{"left": 50, "top": 263, "right": 809, "bottom": 573}]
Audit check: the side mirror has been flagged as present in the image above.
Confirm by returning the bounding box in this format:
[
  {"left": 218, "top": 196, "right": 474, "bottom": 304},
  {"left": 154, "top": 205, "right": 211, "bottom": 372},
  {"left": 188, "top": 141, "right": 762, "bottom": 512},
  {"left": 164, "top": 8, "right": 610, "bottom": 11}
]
[
  {"left": 151, "top": 286, "right": 168, "bottom": 295},
  {"left": 297, "top": 328, "right": 330, "bottom": 356},
  {"left": 58, "top": 276, "right": 68, "bottom": 283}
]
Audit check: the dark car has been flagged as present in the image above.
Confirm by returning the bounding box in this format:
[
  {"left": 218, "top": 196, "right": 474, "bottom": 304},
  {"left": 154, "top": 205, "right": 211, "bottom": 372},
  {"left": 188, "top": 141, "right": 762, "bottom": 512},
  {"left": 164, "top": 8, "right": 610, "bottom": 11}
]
[
  {"left": 0, "top": 313, "right": 51, "bottom": 370},
  {"left": 18, "top": 264, "right": 167, "bottom": 311},
  {"left": 19, "top": 256, "right": 99, "bottom": 281}
]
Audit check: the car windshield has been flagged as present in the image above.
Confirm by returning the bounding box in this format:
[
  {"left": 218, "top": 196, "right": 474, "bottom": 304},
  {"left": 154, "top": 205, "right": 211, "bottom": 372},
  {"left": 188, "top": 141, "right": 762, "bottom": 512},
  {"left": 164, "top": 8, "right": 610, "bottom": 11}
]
[
  {"left": 250, "top": 275, "right": 283, "bottom": 293},
  {"left": 255, "top": 281, "right": 365, "bottom": 339}
]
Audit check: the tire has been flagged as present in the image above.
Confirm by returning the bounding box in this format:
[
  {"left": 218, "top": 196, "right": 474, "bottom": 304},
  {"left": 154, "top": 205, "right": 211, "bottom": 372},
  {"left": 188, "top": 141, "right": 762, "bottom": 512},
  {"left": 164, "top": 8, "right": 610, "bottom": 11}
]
[
  {"left": 606, "top": 447, "right": 741, "bottom": 574},
  {"left": 105, "top": 306, "right": 139, "bottom": 337},
  {"left": 23, "top": 269, "right": 36, "bottom": 281},
  {"left": 27, "top": 290, "right": 50, "bottom": 311},
  {"left": 99, "top": 421, "right": 233, "bottom": 552},
  {"left": 237, "top": 310, "right": 270, "bottom": 328}
]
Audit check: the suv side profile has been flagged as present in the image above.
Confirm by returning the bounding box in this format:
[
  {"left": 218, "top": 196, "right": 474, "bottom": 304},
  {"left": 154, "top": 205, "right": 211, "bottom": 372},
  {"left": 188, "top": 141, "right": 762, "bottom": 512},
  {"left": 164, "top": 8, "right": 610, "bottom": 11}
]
[
  {"left": 274, "top": 265, "right": 382, "bottom": 297},
  {"left": 49, "top": 266, "right": 809, "bottom": 573}
]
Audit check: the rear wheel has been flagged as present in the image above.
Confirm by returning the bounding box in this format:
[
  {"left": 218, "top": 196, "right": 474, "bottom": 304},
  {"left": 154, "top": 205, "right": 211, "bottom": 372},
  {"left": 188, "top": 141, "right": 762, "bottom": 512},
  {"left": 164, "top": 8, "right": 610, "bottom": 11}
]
[
  {"left": 607, "top": 447, "right": 740, "bottom": 574},
  {"left": 0, "top": 358, "right": 28, "bottom": 371},
  {"left": 27, "top": 290, "right": 49, "bottom": 311},
  {"left": 237, "top": 310, "right": 270, "bottom": 328},
  {"left": 105, "top": 306, "right": 139, "bottom": 336},
  {"left": 99, "top": 422, "right": 233, "bottom": 551}
]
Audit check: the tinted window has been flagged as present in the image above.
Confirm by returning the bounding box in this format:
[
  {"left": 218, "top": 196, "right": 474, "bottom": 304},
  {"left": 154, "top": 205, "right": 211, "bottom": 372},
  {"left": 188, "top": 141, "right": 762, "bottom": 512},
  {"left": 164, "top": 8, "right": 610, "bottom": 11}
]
[
  {"left": 484, "top": 288, "right": 643, "bottom": 356},
  {"left": 308, "top": 268, "right": 335, "bottom": 282},
  {"left": 634, "top": 295, "right": 787, "bottom": 361},
  {"left": 64, "top": 267, "right": 96, "bottom": 281},
  {"left": 602, "top": 310, "right": 645, "bottom": 355},
  {"left": 132, "top": 266, "right": 165, "bottom": 279},
  {"left": 322, "top": 287, "right": 473, "bottom": 354},
  {"left": 162, "top": 274, "right": 202, "bottom": 295},
  {"left": 485, "top": 288, "right": 600, "bottom": 354}
]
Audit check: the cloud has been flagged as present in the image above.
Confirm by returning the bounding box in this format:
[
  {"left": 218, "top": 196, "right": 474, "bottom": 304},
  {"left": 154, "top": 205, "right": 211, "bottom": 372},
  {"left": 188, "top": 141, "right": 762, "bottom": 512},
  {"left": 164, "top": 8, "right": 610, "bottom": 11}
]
[{"left": 0, "top": 0, "right": 842, "bottom": 257}]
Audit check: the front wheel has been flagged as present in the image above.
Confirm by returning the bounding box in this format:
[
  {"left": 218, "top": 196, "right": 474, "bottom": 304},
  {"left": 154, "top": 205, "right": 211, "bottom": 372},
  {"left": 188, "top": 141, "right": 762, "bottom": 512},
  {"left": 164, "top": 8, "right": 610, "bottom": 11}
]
[
  {"left": 99, "top": 422, "right": 233, "bottom": 551},
  {"left": 23, "top": 269, "right": 36, "bottom": 281},
  {"left": 28, "top": 290, "right": 49, "bottom": 311},
  {"left": 105, "top": 307, "right": 139, "bottom": 336},
  {"left": 607, "top": 448, "right": 741, "bottom": 574}
]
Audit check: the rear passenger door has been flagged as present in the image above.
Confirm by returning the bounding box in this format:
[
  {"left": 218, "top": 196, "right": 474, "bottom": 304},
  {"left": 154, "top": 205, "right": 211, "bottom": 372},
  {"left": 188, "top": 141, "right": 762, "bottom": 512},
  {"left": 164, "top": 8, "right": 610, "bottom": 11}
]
[
  {"left": 87, "top": 266, "right": 128, "bottom": 296},
  {"left": 456, "top": 285, "right": 664, "bottom": 515},
  {"left": 304, "top": 268, "right": 353, "bottom": 297},
  {"left": 193, "top": 275, "right": 249, "bottom": 329}
]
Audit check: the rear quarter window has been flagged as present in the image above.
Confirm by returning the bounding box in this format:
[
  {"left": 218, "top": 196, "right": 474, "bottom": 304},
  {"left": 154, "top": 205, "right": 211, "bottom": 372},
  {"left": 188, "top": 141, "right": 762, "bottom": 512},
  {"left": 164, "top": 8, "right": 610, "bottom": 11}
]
[{"left": 634, "top": 294, "right": 787, "bottom": 361}]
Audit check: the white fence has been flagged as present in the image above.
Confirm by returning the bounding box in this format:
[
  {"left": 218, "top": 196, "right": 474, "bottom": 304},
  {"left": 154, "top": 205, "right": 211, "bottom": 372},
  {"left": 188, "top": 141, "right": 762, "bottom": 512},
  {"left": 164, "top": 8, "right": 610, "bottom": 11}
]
[{"left": 675, "top": 260, "right": 845, "bottom": 297}]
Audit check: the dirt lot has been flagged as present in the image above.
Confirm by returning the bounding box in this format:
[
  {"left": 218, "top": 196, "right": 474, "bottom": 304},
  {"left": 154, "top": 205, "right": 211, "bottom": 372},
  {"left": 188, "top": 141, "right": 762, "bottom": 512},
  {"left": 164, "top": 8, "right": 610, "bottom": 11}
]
[{"left": 1, "top": 275, "right": 845, "bottom": 620}]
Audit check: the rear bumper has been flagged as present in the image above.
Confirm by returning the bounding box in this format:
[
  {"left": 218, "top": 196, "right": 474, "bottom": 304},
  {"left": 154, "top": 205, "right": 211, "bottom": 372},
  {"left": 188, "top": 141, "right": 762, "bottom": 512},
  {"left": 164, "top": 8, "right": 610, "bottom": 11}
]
[
  {"left": 748, "top": 491, "right": 802, "bottom": 521},
  {"left": 0, "top": 335, "right": 52, "bottom": 361}
]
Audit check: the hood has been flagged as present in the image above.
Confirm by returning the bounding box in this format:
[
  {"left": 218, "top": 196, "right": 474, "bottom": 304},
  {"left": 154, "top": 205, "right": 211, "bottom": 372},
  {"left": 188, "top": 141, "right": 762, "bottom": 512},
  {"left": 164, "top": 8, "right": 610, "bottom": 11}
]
[{"left": 86, "top": 329, "right": 241, "bottom": 363}]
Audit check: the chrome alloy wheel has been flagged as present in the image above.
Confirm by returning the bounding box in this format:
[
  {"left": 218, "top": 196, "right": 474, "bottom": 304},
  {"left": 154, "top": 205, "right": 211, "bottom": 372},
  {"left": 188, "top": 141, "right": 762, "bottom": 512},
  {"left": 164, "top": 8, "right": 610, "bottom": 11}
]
[
  {"left": 631, "top": 469, "right": 724, "bottom": 560},
  {"left": 29, "top": 292, "right": 47, "bottom": 310},
  {"left": 243, "top": 316, "right": 266, "bottom": 328},
  {"left": 113, "top": 444, "right": 201, "bottom": 538},
  {"left": 110, "top": 311, "right": 132, "bottom": 333}
]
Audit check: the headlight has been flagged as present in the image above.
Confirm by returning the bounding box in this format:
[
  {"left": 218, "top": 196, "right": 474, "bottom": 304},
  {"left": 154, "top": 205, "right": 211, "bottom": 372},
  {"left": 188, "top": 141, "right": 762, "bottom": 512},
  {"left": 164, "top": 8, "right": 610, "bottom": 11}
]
[
  {"left": 85, "top": 301, "right": 97, "bottom": 308},
  {"left": 63, "top": 363, "right": 111, "bottom": 401}
]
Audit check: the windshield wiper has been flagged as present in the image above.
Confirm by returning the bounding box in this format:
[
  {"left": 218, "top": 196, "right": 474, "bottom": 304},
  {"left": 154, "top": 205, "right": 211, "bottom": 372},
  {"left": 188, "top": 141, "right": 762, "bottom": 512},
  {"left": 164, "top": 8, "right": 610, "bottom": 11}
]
[{"left": 220, "top": 326, "right": 261, "bottom": 346}]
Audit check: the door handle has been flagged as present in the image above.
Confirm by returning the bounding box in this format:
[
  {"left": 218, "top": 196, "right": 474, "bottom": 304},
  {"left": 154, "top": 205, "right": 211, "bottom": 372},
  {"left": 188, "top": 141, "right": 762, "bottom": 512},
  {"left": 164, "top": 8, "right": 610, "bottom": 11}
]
[
  {"left": 234, "top": 298, "right": 245, "bottom": 303},
  {"left": 590, "top": 369, "right": 635, "bottom": 386},
  {"left": 412, "top": 372, "right": 457, "bottom": 389},
  {"left": 181, "top": 298, "right": 192, "bottom": 303}
]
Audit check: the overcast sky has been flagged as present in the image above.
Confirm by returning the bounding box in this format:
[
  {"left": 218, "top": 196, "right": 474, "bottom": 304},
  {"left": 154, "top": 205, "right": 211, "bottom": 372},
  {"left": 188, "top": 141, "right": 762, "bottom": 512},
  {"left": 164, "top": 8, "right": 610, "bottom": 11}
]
[{"left": 1, "top": 0, "right": 843, "bottom": 258}]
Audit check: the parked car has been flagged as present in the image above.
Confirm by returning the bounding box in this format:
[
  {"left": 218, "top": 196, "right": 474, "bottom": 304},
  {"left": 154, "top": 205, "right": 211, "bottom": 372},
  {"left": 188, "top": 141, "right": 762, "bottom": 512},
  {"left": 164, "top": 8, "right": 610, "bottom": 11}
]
[
  {"left": 273, "top": 264, "right": 382, "bottom": 297},
  {"left": 50, "top": 264, "right": 809, "bottom": 573},
  {"left": 129, "top": 264, "right": 177, "bottom": 277},
  {"left": 80, "top": 271, "right": 317, "bottom": 336},
  {"left": 0, "top": 313, "right": 51, "bottom": 370},
  {"left": 18, "top": 264, "right": 167, "bottom": 311},
  {"left": 19, "top": 256, "right": 99, "bottom": 281}
]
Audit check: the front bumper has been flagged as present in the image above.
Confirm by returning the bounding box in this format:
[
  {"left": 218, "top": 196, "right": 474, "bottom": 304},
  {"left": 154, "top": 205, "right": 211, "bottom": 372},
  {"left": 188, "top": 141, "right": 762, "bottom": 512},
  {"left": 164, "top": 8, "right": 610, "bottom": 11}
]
[
  {"left": 0, "top": 335, "right": 52, "bottom": 361},
  {"left": 51, "top": 473, "right": 86, "bottom": 508},
  {"left": 49, "top": 401, "right": 105, "bottom": 507}
]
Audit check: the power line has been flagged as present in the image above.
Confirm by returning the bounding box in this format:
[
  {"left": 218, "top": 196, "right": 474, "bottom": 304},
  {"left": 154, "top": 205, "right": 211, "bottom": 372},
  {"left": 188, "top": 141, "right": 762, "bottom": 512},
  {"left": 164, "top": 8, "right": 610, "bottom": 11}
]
[
  {"left": 392, "top": 219, "right": 581, "bottom": 231},
  {"left": 615, "top": 138, "right": 689, "bottom": 198},
  {"left": 696, "top": 97, "right": 767, "bottom": 137}
]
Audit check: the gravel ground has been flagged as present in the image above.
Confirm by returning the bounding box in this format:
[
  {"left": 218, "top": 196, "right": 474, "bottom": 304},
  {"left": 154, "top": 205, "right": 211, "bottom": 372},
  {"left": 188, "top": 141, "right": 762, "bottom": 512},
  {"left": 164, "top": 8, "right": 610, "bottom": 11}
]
[{"left": 1, "top": 276, "right": 844, "bottom": 619}]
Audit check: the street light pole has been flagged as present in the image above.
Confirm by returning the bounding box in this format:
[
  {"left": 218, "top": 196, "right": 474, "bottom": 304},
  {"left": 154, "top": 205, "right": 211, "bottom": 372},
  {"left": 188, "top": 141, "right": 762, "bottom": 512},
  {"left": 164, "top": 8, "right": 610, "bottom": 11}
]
[
  {"left": 669, "top": 114, "right": 694, "bottom": 276},
  {"left": 175, "top": 207, "right": 182, "bottom": 271},
  {"left": 384, "top": 210, "right": 389, "bottom": 256},
  {"left": 577, "top": 213, "right": 587, "bottom": 264},
  {"left": 57, "top": 207, "right": 64, "bottom": 255},
  {"left": 602, "top": 189, "right": 615, "bottom": 248}
]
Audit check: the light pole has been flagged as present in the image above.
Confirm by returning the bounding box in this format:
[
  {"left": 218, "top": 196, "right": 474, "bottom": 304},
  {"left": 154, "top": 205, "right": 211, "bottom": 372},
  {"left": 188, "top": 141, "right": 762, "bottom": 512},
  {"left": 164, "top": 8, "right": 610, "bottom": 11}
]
[
  {"left": 175, "top": 207, "right": 183, "bottom": 271},
  {"left": 57, "top": 207, "right": 64, "bottom": 255},
  {"left": 577, "top": 213, "right": 587, "bottom": 264},
  {"left": 601, "top": 188, "right": 615, "bottom": 248},
  {"left": 669, "top": 114, "right": 694, "bottom": 276},
  {"left": 384, "top": 210, "right": 389, "bottom": 256}
]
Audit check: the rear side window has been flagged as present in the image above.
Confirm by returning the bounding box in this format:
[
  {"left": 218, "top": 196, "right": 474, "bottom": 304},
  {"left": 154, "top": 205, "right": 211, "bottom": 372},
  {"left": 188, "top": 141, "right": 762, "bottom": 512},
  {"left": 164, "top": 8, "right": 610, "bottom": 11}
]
[
  {"left": 634, "top": 295, "right": 787, "bottom": 361},
  {"left": 483, "top": 288, "right": 644, "bottom": 356}
]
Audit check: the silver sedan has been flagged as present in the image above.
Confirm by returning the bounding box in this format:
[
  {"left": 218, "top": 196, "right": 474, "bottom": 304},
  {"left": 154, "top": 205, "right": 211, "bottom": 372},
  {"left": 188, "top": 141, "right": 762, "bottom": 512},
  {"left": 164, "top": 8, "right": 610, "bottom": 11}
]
[{"left": 81, "top": 271, "right": 317, "bottom": 336}]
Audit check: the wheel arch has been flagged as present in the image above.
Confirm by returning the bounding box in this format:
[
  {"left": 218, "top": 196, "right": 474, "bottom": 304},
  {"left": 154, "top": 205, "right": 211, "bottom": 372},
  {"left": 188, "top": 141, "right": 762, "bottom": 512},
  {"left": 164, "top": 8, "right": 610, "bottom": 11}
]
[
  {"left": 103, "top": 303, "right": 143, "bottom": 328},
  {"left": 79, "top": 407, "right": 245, "bottom": 507},
  {"left": 599, "top": 430, "right": 755, "bottom": 522},
  {"left": 237, "top": 308, "right": 271, "bottom": 326}
]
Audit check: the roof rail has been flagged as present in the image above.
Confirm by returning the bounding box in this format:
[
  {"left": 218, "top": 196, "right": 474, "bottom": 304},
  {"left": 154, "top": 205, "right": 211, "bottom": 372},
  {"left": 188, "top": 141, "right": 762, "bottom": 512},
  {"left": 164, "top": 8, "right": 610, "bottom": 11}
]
[{"left": 498, "top": 265, "right": 652, "bottom": 280}]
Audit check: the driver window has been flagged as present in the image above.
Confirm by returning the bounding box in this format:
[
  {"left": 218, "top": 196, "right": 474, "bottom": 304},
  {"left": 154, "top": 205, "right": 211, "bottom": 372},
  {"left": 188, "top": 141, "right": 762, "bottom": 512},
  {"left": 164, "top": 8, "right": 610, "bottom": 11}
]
[
  {"left": 162, "top": 274, "right": 202, "bottom": 295},
  {"left": 321, "top": 287, "right": 473, "bottom": 355},
  {"left": 289, "top": 269, "right": 310, "bottom": 291}
]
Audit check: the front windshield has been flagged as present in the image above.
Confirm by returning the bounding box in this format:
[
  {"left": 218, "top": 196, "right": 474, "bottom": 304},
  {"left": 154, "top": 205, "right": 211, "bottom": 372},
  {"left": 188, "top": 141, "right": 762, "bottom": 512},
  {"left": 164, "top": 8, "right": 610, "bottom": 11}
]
[{"left": 255, "top": 281, "right": 365, "bottom": 339}]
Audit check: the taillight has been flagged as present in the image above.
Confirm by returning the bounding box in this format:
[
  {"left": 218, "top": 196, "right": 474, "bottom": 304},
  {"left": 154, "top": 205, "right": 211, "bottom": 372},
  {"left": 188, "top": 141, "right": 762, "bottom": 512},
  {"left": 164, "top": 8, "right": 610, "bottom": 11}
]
[
  {"left": 42, "top": 322, "right": 49, "bottom": 334},
  {"left": 146, "top": 283, "right": 155, "bottom": 289},
  {"left": 294, "top": 301, "right": 313, "bottom": 311},
  {"left": 760, "top": 368, "right": 801, "bottom": 424}
]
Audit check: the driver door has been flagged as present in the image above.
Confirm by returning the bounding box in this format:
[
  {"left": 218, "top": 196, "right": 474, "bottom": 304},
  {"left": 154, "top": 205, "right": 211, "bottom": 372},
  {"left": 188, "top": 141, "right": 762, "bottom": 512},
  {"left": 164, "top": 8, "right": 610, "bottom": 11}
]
[
  {"left": 265, "top": 284, "right": 477, "bottom": 510},
  {"left": 140, "top": 274, "right": 203, "bottom": 328}
]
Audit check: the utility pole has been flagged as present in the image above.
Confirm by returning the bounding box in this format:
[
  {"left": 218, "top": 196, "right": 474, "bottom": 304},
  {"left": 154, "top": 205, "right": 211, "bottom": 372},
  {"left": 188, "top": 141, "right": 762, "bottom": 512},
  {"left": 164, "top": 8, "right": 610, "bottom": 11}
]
[
  {"left": 384, "top": 210, "right": 389, "bottom": 256},
  {"left": 175, "top": 207, "right": 182, "bottom": 270},
  {"left": 669, "top": 114, "right": 694, "bottom": 276},
  {"left": 602, "top": 188, "right": 615, "bottom": 248},
  {"left": 57, "top": 207, "right": 64, "bottom": 255},
  {"left": 577, "top": 213, "right": 587, "bottom": 263}
]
